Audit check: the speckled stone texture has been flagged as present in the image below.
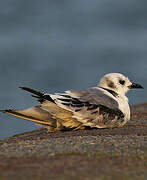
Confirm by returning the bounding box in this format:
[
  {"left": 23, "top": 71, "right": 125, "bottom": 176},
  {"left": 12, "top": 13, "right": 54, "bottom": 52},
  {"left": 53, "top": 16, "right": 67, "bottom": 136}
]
[{"left": 0, "top": 103, "right": 147, "bottom": 180}]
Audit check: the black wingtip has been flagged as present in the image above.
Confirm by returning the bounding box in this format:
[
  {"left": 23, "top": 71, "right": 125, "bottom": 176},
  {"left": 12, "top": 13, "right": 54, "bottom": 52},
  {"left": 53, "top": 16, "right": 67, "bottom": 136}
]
[
  {"left": 19, "top": 86, "right": 55, "bottom": 104},
  {"left": 0, "top": 109, "right": 13, "bottom": 113},
  {"left": 19, "top": 86, "right": 29, "bottom": 90},
  {"left": 19, "top": 87, "right": 44, "bottom": 97},
  {"left": 19, "top": 86, "right": 29, "bottom": 91}
]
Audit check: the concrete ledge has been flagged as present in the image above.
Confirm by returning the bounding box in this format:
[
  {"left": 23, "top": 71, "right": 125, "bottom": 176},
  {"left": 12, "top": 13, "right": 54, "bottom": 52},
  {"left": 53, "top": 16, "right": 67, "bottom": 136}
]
[{"left": 0, "top": 103, "right": 147, "bottom": 180}]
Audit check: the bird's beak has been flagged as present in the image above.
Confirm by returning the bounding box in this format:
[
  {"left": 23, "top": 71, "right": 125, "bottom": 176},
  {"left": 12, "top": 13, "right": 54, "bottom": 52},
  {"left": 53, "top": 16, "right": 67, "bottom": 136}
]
[{"left": 128, "top": 83, "right": 144, "bottom": 89}]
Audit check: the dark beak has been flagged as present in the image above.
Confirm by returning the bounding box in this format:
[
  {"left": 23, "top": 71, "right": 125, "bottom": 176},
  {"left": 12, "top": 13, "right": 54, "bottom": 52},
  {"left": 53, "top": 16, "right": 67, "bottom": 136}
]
[{"left": 129, "top": 83, "right": 144, "bottom": 89}]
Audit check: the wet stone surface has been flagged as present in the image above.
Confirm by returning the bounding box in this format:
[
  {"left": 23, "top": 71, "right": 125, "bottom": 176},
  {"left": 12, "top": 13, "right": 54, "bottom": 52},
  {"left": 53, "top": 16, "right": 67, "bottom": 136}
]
[{"left": 0, "top": 103, "right": 147, "bottom": 180}]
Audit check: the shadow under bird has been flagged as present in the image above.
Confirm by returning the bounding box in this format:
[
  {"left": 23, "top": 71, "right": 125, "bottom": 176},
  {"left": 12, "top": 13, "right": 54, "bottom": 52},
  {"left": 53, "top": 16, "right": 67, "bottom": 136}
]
[{"left": 1, "top": 73, "right": 143, "bottom": 131}]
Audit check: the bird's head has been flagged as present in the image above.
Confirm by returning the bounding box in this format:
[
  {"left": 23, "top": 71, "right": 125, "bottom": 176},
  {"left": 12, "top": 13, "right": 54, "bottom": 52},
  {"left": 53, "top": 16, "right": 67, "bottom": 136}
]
[{"left": 98, "top": 73, "right": 143, "bottom": 96}]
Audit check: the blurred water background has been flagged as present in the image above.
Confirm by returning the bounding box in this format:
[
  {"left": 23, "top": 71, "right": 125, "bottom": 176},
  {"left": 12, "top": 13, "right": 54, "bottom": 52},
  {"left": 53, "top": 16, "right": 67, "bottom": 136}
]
[{"left": 0, "top": 0, "right": 147, "bottom": 139}]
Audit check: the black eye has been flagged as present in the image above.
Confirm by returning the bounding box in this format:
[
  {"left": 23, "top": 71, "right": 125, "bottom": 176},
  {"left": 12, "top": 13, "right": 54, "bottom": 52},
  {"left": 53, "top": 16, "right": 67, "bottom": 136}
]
[{"left": 119, "top": 80, "right": 125, "bottom": 85}]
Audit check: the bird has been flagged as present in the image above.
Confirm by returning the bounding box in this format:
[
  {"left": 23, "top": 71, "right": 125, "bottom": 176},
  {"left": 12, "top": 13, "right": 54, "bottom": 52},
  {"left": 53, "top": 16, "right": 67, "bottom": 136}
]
[{"left": 1, "top": 73, "right": 143, "bottom": 131}]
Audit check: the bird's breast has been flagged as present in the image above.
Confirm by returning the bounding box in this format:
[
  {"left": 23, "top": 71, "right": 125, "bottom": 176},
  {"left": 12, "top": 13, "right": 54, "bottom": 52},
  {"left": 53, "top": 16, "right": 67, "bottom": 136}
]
[{"left": 117, "top": 96, "right": 130, "bottom": 123}]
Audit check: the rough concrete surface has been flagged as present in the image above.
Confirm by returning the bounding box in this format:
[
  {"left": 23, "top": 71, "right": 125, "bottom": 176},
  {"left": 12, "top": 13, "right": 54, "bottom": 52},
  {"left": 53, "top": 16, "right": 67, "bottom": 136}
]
[{"left": 0, "top": 103, "right": 147, "bottom": 180}]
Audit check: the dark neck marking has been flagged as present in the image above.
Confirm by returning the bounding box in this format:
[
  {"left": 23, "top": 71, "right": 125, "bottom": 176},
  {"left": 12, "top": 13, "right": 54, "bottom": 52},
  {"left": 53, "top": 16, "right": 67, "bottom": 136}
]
[{"left": 101, "top": 87, "right": 118, "bottom": 97}]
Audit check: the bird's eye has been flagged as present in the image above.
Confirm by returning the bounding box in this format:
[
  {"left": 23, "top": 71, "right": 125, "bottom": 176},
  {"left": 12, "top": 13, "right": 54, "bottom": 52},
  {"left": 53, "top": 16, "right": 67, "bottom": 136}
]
[{"left": 119, "top": 80, "right": 125, "bottom": 85}]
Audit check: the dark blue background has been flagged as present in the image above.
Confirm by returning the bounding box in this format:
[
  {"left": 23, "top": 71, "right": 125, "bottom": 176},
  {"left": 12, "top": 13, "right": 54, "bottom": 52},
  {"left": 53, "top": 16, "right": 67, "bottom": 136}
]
[{"left": 0, "top": 0, "right": 146, "bottom": 138}]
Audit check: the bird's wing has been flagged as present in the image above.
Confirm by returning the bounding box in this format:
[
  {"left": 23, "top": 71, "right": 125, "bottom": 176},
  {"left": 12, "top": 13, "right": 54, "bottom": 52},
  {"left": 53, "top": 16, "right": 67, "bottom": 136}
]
[
  {"left": 66, "top": 87, "right": 118, "bottom": 109},
  {"left": 50, "top": 87, "right": 124, "bottom": 128},
  {"left": 2, "top": 87, "right": 124, "bottom": 129}
]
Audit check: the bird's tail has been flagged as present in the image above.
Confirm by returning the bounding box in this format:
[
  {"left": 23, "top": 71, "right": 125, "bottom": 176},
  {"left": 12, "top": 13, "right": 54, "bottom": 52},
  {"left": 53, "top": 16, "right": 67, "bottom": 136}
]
[
  {"left": 0, "top": 106, "right": 82, "bottom": 130},
  {"left": 0, "top": 87, "right": 83, "bottom": 130},
  {"left": 0, "top": 106, "right": 56, "bottom": 127}
]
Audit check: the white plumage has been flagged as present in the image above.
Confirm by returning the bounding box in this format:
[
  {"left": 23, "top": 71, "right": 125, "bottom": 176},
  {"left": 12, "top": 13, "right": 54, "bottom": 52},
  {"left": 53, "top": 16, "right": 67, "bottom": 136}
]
[{"left": 1, "top": 73, "right": 143, "bottom": 131}]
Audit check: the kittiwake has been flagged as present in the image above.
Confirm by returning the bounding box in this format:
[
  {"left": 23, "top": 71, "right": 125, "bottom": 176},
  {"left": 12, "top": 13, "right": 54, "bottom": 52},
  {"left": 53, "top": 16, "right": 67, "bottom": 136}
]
[{"left": 1, "top": 73, "right": 143, "bottom": 131}]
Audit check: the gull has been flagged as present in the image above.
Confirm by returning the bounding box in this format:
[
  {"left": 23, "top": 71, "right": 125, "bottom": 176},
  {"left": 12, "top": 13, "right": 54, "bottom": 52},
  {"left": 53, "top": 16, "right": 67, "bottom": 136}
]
[{"left": 1, "top": 73, "right": 143, "bottom": 131}]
